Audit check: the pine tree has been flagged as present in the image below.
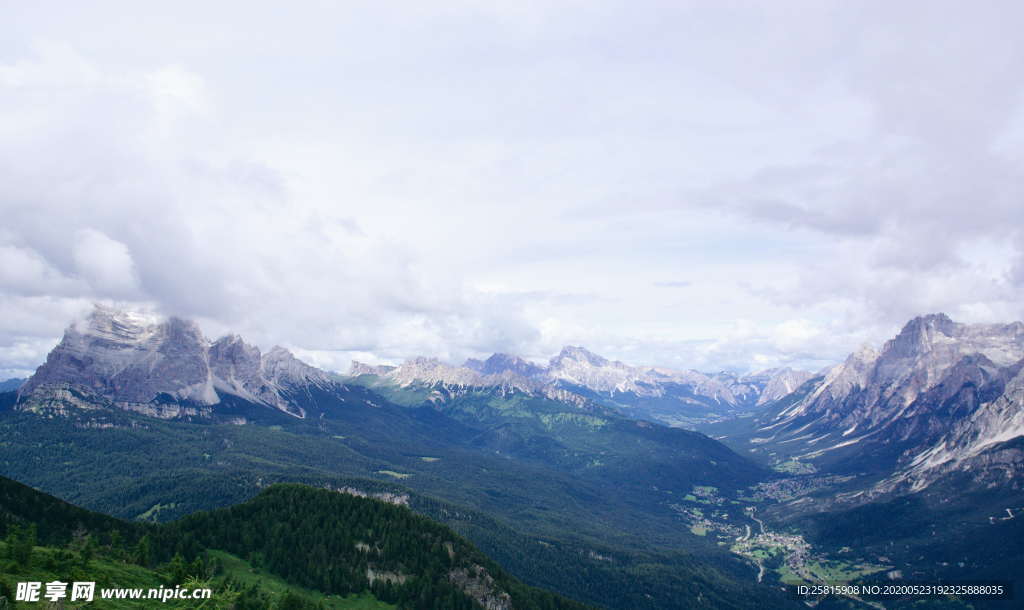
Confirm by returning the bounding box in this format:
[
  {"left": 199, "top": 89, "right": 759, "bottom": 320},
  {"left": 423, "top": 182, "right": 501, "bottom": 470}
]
[
  {"left": 79, "top": 534, "right": 98, "bottom": 565},
  {"left": 11, "top": 524, "right": 36, "bottom": 568},
  {"left": 135, "top": 534, "right": 153, "bottom": 567},
  {"left": 0, "top": 579, "right": 13, "bottom": 602},
  {"left": 189, "top": 556, "right": 205, "bottom": 580},
  {"left": 168, "top": 553, "right": 189, "bottom": 585}
]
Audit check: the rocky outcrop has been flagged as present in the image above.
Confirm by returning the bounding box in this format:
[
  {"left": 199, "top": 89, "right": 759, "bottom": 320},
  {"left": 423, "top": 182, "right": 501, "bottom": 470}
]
[{"left": 448, "top": 565, "right": 512, "bottom": 610}]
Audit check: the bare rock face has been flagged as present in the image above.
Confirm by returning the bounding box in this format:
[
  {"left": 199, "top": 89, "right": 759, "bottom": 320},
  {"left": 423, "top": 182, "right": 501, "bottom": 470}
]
[
  {"left": 894, "top": 361, "right": 1024, "bottom": 491},
  {"left": 19, "top": 305, "right": 217, "bottom": 407},
  {"left": 207, "top": 337, "right": 328, "bottom": 417},
  {"left": 754, "top": 368, "right": 815, "bottom": 406},
  {"left": 753, "top": 312, "right": 1024, "bottom": 495},
  {"left": 447, "top": 565, "right": 513, "bottom": 610},
  {"left": 18, "top": 305, "right": 334, "bottom": 419},
  {"left": 210, "top": 335, "right": 262, "bottom": 393}
]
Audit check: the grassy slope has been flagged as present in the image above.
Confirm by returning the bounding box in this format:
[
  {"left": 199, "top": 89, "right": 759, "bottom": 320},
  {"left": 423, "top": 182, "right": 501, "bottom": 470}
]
[{"left": 0, "top": 540, "right": 388, "bottom": 609}]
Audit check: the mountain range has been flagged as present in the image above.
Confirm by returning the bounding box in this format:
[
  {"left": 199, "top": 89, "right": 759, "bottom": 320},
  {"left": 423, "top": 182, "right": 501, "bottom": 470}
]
[
  {"left": 15, "top": 305, "right": 812, "bottom": 430},
  {"left": 349, "top": 345, "right": 813, "bottom": 428},
  {"left": 3, "top": 305, "right": 794, "bottom": 609},
  {"left": 6, "top": 305, "right": 1024, "bottom": 608}
]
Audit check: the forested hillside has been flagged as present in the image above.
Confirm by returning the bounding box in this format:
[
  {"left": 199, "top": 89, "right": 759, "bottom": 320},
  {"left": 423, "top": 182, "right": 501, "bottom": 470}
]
[
  {"left": 0, "top": 392, "right": 795, "bottom": 609},
  {"left": 0, "top": 476, "right": 587, "bottom": 609}
]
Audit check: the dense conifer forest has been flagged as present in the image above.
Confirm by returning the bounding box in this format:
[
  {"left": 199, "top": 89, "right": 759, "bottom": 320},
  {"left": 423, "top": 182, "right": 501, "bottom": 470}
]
[{"left": 0, "top": 475, "right": 588, "bottom": 609}]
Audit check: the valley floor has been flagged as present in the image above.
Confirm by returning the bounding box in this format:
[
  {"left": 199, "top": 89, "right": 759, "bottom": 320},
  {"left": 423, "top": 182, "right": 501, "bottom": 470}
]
[{"left": 667, "top": 483, "right": 900, "bottom": 609}]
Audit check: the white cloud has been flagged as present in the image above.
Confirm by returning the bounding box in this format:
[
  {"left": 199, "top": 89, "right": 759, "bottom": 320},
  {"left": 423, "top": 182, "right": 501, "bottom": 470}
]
[
  {"left": 72, "top": 229, "right": 141, "bottom": 297},
  {"left": 1, "top": 2, "right": 1022, "bottom": 376},
  {"left": 0, "top": 244, "right": 78, "bottom": 295}
]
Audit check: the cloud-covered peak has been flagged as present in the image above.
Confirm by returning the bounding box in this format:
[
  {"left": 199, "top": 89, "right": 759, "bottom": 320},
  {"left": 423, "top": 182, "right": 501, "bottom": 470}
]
[{"left": 75, "top": 302, "right": 164, "bottom": 339}]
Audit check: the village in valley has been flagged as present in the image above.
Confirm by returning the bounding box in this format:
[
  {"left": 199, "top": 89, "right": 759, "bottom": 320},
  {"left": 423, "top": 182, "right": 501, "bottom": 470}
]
[{"left": 670, "top": 479, "right": 891, "bottom": 596}]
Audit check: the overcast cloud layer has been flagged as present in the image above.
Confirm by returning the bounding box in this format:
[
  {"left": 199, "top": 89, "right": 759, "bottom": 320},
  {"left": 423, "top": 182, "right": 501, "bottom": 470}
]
[{"left": 2, "top": 1, "right": 1023, "bottom": 378}]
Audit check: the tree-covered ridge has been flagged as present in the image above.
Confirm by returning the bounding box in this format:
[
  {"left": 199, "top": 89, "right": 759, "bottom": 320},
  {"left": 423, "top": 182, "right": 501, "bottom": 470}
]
[
  {"left": 0, "top": 476, "right": 587, "bottom": 609},
  {"left": 153, "top": 484, "right": 588, "bottom": 610},
  {"left": 0, "top": 473, "right": 139, "bottom": 548}
]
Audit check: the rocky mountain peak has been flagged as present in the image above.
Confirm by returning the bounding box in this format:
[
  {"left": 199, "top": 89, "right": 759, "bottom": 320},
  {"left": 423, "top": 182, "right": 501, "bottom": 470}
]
[
  {"left": 18, "top": 306, "right": 335, "bottom": 419},
  {"left": 20, "top": 305, "right": 216, "bottom": 409},
  {"left": 910, "top": 312, "right": 956, "bottom": 330},
  {"left": 755, "top": 367, "right": 815, "bottom": 405},
  {"left": 210, "top": 334, "right": 261, "bottom": 365},
  {"left": 550, "top": 346, "right": 609, "bottom": 368},
  {"left": 546, "top": 346, "right": 657, "bottom": 395},
  {"left": 349, "top": 361, "right": 397, "bottom": 376},
  {"left": 264, "top": 345, "right": 292, "bottom": 359},
  {"left": 208, "top": 335, "right": 262, "bottom": 395},
  {"left": 757, "top": 313, "right": 1024, "bottom": 495},
  {"left": 75, "top": 304, "right": 163, "bottom": 341},
  {"left": 471, "top": 353, "right": 546, "bottom": 378},
  {"left": 75, "top": 305, "right": 207, "bottom": 353},
  {"left": 211, "top": 333, "right": 248, "bottom": 347},
  {"left": 260, "top": 346, "right": 329, "bottom": 388},
  {"left": 462, "top": 358, "right": 485, "bottom": 371},
  {"left": 885, "top": 313, "right": 958, "bottom": 358},
  {"left": 387, "top": 357, "right": 482, "bottom": 387}
]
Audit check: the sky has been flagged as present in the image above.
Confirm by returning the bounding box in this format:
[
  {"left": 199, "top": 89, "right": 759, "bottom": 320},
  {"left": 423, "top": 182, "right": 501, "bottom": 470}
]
[{"left": 2, "top": 1, "right": 1024, "bottom": 378}]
